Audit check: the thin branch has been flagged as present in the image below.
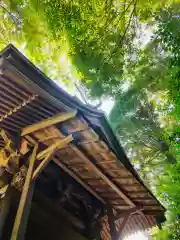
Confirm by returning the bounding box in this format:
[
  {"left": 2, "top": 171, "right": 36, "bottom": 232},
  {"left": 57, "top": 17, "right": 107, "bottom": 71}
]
[
  {"left": 113, "top": 0, "right": 133, "bottom": 29},
  {"left": 116, "top": 0, "right": 137, "bottom": 49},
  {"left": 101, "top": 0, "right": 134, "bottom": 38},
  {"left": 74, "top": 82, "right": 88, "bottom": 104},
  {"left": 106, "top": 0, "right": 138, "bottom": 62},
  {"left": 0, "top": 3, "right": 18, "bottom": 29}
]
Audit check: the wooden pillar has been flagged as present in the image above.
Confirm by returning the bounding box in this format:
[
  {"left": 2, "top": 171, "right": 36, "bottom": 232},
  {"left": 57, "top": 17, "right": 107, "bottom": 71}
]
[
  {"left": 106, "top": 206, "right": 118, "bottom": 240},
  {"left": 11, "top": 144, "right": 38, "bottom": 240},
  {"left": 0, "top": 185, "right": 12, "bottom": 238}
]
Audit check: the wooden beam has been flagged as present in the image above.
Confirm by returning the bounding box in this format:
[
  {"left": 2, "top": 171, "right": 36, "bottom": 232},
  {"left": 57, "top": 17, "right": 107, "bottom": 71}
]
[
  {"left": 67, "top": 123, "right": 89, "bottom": 134},
  {"left": 21, "top": 111, "right": 77, "bottom": 136},
  {"left": 106, "top": 206, "right": 118, "bottom": 240},
  {"left": 137, "top": 210, "right": 150, "bottom": 228},
  {"left": 32, "top": 150, "right": 54, "bottom": 181},
  {"left": 99, "top": 160, "right": 116, "bottom": 164},
  {"left": 72, "top": 147, "right": 135, "bottom": 207},
  {"left": 113, "top": 206, "right": 131, "bottom": 210},
  {"left": 37, "top": 124, "right": 88, "bottom": 143},
  {"left": 24, "top": 135, "right": 135, "bottom": 210},
  {"left": 11, "top": 144, "right": 38, "bottom": 240},
  {"left": 36, "top": 135, "right": 73, "bottom": 160},
  {"left": 32, "top": 136, "right": 73, "bottom": 180},
  {"left": 118, "top": 214, "right": 130, "bottom": 239},
  {"left": 114, "top": 207, "right": 143, "bottom": 220},
  {"left": 78, "top": 139, "right": 99, "bottom": 145},
  {"left": 37, "top": 136, "right": 62, "bottom": 143},
  {"left": 53, "top": 157, "right": 106, "bottom": 204},
  {"left": 24, "top": 135, "right": 37, "bottom": 146}
]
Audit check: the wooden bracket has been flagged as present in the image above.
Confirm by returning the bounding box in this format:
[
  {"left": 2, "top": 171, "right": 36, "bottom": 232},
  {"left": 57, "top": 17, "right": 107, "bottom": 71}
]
[
  {"left": 32, "top": 135, "right": 73, "bottom": 181},
  {"left": 114, "top": 206, "right": 143, "bottom": 221},
  {"left": 23, "top": 134, "right": 73, "bottom": 181},
  {"left": 117, "top": 214, "right": 130, "bottom": 239},
  {"left": 21, "top": 111, "right": 77, "bottom": 136},
  {"left": 115, "top": 207, "right": 144, "bottom": 239}
]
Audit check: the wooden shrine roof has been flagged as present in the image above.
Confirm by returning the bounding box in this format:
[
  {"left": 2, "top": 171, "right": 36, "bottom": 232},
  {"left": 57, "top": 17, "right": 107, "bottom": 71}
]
[{"left": 0, "top": 44, "right": 165, "bottom": 239}]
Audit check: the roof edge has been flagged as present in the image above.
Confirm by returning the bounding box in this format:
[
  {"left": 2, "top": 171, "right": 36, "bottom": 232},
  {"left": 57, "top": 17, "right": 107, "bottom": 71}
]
[{"left": 0, "top": 44, "right": 166, "bottom": 212}]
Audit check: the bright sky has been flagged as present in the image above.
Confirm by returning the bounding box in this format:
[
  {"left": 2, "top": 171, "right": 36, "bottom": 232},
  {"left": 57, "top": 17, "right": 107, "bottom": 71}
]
[
  {"left": 53, "top": 65, "right": 115, "bottom": 116},
  {"left": 99, "top": 98, "right": 115, "bottom": 116},
  {"left": 124, "top": 231, "right": 149, "bottom": 240}
]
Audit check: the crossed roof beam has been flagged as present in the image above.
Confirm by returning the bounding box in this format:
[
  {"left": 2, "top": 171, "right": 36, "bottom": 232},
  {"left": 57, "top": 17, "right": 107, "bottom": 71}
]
[{"left": 0, "top": 110, "right": 145, "bottom": 240}]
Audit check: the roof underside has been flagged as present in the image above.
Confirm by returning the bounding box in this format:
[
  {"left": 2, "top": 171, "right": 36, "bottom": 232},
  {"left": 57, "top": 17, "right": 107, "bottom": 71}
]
[{"left": 0, "top": 44, "right": 165, "bottom": 239}]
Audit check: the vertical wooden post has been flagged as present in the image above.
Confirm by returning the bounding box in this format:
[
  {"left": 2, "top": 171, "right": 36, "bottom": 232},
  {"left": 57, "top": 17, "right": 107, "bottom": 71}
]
[
  {"left": 106, "top": 206, "right": 118, "bottom": 240},
  {"left": 11, "top": 144, "right": 38, "bottom": 240},
  {"left": 0, "top": 185, "right": 12, "bottom": 239}
]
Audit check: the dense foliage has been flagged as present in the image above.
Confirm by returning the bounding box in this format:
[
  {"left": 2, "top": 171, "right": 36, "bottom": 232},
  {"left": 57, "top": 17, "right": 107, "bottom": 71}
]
[
  {"left": 0, "top": 0, "right": 180, "bottom": 239},
  {"left": 110, "top": 4, "right": 180, "bottom": 239}
]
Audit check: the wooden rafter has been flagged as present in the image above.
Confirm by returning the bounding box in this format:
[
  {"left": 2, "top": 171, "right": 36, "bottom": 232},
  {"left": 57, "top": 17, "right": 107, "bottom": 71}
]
[
  {"left": 0, "top": 95, "right": 37, "bottom": 122},
  {"left": 78, "top": 138, "right": 99, "bottom": 145},
  {"left": 114, "top": 206, "right": 143, "bottom": 221},
  {"left": 114, "top": 206, "right": 131, "bottom": 211},
  {"left": 23, "top": 135, "right": 106, "bottom": 204},
  {"left": 24, "top": 135, "right": 38, "bottom": 146},
  {"left": 67, "top": 123, "right": 89, "bottom": 134},
  {"left": 36, "top": 136, "right": 73, "bottom": 160},
  {"left": 37, "top": 136, "right": 62, "bottom": 142},
  {"left": 72, "top": 146, "right": 136, "bottom": 207},
  {"left": 53, "top": 157, "right": 106, "bottom": 204},
  {"left": 21, "top": 111, "right": 77, "bottom": 136},
  {"left": 99, "top": 160, "right": 116, "bottom": 164}
]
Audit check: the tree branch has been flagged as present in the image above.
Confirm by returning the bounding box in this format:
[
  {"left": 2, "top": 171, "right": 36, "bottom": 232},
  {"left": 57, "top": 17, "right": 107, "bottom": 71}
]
[
  {"left": 106, "top": 0, "right": 138, "bottom": 62},
  {"left": 100, "top": 0, "right": 134, "bottom": 39},
  {"left": 0, "top": 3, "right": 18, "bottom": 29}
]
